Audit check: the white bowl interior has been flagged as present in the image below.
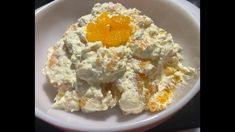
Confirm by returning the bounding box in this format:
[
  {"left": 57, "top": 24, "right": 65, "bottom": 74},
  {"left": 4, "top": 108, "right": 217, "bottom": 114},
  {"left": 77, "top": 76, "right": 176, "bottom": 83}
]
[{"left": 35, "top": 0, "right": 200, "bottom": 131}]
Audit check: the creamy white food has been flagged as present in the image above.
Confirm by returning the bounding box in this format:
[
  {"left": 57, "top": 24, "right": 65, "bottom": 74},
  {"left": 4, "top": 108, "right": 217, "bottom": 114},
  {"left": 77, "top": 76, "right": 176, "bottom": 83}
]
[{"left": 42, "top": 2, "right": 196, "bottom": 115}]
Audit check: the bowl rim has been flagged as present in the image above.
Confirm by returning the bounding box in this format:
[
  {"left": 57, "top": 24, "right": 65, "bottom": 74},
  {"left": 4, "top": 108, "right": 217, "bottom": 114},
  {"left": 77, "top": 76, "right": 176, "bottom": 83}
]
[{"left": 35, "top": 0, "right": 200, "bottom": 131}]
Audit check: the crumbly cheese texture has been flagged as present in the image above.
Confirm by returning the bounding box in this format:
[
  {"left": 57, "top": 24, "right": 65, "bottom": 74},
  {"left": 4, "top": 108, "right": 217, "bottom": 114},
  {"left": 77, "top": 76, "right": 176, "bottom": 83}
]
[{"left": 42, "top": 2, "right": 196, "bottom": 115}]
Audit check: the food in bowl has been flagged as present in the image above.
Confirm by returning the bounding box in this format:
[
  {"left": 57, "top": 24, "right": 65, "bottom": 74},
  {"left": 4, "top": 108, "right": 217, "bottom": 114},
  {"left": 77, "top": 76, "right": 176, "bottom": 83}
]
[{"left": 42, "top": 2, "right": 196, "bottom": 115}]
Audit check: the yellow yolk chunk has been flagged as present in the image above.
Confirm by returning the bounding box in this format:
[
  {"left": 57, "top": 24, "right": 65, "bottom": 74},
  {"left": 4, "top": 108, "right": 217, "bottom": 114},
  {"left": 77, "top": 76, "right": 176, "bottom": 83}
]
[{"left": 86, "top": 12, "right": 132, "bottom": 47}]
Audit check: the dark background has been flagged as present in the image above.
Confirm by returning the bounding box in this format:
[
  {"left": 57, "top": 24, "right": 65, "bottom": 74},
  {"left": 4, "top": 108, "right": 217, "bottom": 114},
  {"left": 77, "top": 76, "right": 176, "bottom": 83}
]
[{"left": 35, "top": 0, "right": 200, "bottom": 132}]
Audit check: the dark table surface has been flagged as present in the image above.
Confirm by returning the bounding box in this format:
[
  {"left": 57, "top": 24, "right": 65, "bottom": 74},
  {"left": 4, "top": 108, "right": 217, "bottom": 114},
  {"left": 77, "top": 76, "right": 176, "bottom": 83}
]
[{"left": 35, "top": 0, "right": 200, "bottom": 132}]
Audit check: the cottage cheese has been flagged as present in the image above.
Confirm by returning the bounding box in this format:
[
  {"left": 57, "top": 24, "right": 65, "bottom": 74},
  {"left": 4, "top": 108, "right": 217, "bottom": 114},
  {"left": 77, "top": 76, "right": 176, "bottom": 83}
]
[{"left": 42, "top": 2, "right": 196, "bottom": 115}]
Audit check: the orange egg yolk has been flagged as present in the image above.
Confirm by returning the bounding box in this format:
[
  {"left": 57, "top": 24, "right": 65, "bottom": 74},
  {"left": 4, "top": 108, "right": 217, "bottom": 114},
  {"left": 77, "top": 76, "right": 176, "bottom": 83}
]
[{"left": 86, "top": 12, "right": 132, "bottom": 47}]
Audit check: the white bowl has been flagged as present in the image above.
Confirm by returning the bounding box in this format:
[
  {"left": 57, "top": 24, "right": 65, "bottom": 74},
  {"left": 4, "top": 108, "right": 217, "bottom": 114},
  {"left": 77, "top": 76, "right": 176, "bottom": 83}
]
[{"left": 35, "top": 0, "right": 200, "bottom": 131}]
